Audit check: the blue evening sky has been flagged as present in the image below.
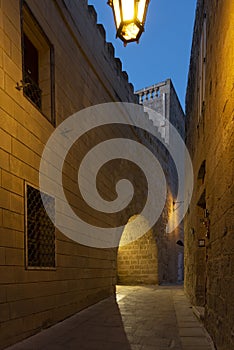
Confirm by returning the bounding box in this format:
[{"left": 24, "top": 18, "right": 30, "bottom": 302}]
[{"left": 88, "top": 0, "right": 197, "bottom": 110}]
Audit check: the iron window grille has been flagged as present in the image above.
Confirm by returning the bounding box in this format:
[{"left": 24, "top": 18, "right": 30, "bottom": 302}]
[
  {"left": 23, "top": 69, "right": 42, "bottom": 109},
  {"left": 26, "top": 184, "right": 56, "bottom": 269}
]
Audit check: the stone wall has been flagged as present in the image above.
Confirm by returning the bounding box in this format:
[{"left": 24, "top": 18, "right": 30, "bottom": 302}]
[
  {"left": 140, "top": 80, "right": 185, "bottom": 286},
  {"left": 117, "top": 80, "right": 185, "bottom": 285},
  {"left": 117, "top": 216, "right": 158, "bottom": 285},
  {"left": 0, "top": 0, "right": 140, "bottom": 348},
  {"left": 184, "top": 0, "right": 234, "bottom": 349}
]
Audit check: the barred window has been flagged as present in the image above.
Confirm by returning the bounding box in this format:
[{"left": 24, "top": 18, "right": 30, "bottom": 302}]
[
  {"left": 21, "top": 2, "right": 55, "bottom": 124},
  {"left": 26, "top": 184, "right": 55, "bottom": 268}
]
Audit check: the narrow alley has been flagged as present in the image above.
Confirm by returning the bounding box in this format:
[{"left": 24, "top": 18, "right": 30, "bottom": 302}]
[
  {"left": 6, "top": 286, "right": 214, "bottom": 350},
  {"left": 0, "top": 1, "right": 233, "bottom": 349}
]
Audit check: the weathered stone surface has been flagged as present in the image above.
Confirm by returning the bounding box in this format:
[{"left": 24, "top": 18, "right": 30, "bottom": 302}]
[
  {"left": 0, "top": 0, "right": 138, "bottom": 348},
  {"left": 4, "top": 286, "right": 214, "bottom": 350},
  {"left": 120, "top": 80, "right": 185, "bottom": 285},
  {"left": 118, "top": 216, "right": 158, "bottom": 285},
  {"left": 184, "top": 1, "right": 234, "bottom": 349}
]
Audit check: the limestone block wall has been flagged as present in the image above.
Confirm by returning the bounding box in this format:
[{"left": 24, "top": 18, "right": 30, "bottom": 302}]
[
  {"left": 127, "top": 80, "right": 185, "bottom": 285},
  {"left": 116, "top": 129, "right": 183, "bottom": 285},
  {"left": 115, "top": 118, "right": 179, "bottom": 285},
  {"left": 117, "top": 216, "right": 158, "bottom": 285},
  {"left": 185, "top": 0, "right": 234, "bottom": 349},
  {"left": 0, "top": 0, "right": 141, "bottom": 348}
]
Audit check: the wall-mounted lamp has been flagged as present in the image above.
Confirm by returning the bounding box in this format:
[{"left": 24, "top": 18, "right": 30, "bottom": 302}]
[
  {"left": 198, "top": 239, "right": 205, "bottom": 247},
  {"left": 108, "top": 0, "right": 150, "bottom": 45}
]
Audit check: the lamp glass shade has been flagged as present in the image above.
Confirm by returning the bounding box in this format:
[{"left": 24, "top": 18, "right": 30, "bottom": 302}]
[
  {"left": 137, "top": 0, "right": 148, "bottom": 23},
  {"left": 121, "top": 0, "right": 135, "bottom": 22},
  {"left": 112, "top": 0, "right": 121, "bottom": 27},
  {"left": 108, "top": 0, "right": 150, "bottom": 44}
]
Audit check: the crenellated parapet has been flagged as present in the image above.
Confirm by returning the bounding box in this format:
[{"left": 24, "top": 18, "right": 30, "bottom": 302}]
[{"left": 136, "top": 81, "right": 167, "bottom": 104}]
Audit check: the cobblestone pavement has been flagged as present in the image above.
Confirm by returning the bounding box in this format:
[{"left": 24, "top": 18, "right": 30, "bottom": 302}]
[{"left": 6, "top": 285, "right": 215, "bottom": 350}]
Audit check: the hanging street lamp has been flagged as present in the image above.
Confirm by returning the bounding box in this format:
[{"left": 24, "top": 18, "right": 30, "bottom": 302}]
[{"left": 108, "top": 0, "right": 150, "bottom": 45}]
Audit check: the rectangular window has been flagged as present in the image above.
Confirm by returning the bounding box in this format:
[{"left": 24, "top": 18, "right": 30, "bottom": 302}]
[
  {"left": 21, "top": 2, "right": 55, "bottom": 124},
  {"left": 26, "top": 184, "right": 56, "bottom": 269}
]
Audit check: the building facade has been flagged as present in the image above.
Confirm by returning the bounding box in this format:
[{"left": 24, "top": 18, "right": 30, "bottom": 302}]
[
  {"left": 0, "top": 1, "right": 186, "bottom": 347},
  {"left": 0, "top": 0, "right": 139, "bottom": 348},
  {"left": 184, "top": 0, "right": 234, "bottom": 349},
  {"left": 117, "top": 80, "right": 185, "bottom": 285}
]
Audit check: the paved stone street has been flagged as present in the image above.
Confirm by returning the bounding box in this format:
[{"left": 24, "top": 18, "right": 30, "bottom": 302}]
[{"left": 6, "top": 286, "right": 214, "bottom": 350}]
